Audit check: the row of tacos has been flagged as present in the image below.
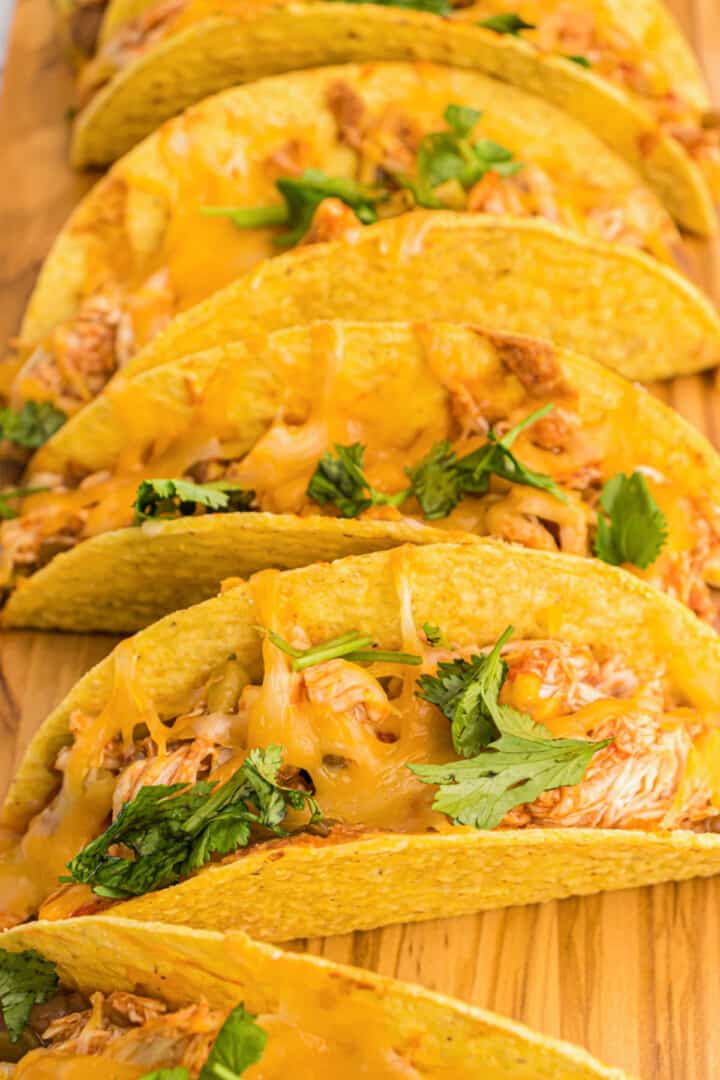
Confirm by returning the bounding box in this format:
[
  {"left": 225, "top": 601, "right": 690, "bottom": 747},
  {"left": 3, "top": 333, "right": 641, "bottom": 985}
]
[
  {"left": 3, "top": 2, "right": 720, "bottom": 1075},
  {"left": 54, "top": 0, "right": 720, "bottom": 242}
]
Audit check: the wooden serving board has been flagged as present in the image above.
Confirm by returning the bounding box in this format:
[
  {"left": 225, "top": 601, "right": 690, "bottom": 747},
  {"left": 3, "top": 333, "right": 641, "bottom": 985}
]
[{"left": 1, "top": 1, "right": 720, "bottom": 1075}]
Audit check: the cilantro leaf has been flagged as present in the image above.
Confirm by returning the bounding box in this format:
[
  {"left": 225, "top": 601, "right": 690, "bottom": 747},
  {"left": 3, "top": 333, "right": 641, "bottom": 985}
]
[
  {"left": 64, "top": 747, "right": 321, "bottom": 900},
  {"left": 417, "top": 626, "right": 513, "bottom": 756},
  {"left": 409, "top": 718, "right": 610, "bottom": 829},
  {"left": 422, "top": 622, "right": 448, "bottom": 647},
  {"left": 202, "top": 169, "right": 387, "bottom": 248},
  {"left": 410, "top": 626, "right": 610, "bottom": 828},
  {"left": 594, "top": 472, "right": 668, "bottom": 570},
  {"left": 306, "top": 442, "right": 409, "bottom": 517},
  {"left": 477, "top": 13, "right": 535, "bottom": 35},
  {"left": 565, "top": 53, "right": 591, "bottom": 67},
  {"left": 327, "top": 0, "right": 451, "bottom": 11},
  {"left": 199, "top": 1004, "right": 267, "bottom": 1080},
  {"left": 263, "top": 628, "right": 421, "bottom": 671},
  {"left": 0, "top": 486, "right": 51, "bottom": 521},
  {"left": 406, "top": 403, "right": 566, "bottom": 519},
  {"left": 0, "top": 949, "right": 59, "bottom": 1043},
  {"left": 0, "top": 402, "right": 66, "bottom": 449},
  {"left": 408, "top": 104, "right": 521, "bottom": 206},
  {"left": 133, "top": 479, "right": 255, "bottom": 523},
  {"left": 403, "top": 441, "right": 460, "bottom": 519}
]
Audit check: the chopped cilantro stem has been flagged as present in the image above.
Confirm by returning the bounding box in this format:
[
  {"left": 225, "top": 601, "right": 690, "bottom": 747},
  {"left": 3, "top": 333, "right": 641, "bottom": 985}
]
[
  {"left": 263, "top": 628, "right": 420, "bottom": 670},
  {"left": 201, "top": 205, "right": 289, "bottom": 228},
  {"left": 344, "top": 650, "right": 422, "bottom": 666},
  {"left": 499, "top": 401, "right": 554, "bottom": 448}
]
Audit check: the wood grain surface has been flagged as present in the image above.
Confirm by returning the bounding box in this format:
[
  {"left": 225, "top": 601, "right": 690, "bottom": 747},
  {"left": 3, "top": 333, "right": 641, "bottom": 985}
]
[{"left": 1, "top": 1, "right": 720, "bottom": 1076}]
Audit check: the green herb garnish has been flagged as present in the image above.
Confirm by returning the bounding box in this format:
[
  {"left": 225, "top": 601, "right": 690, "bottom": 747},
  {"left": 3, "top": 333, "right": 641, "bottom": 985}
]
[
  {"left": 0, "top": 949, "right": 59, "bottom": 1043},
  {"left": 263, "top": 628, "right": 421, "bottom": 671},
  {"left": 133, "top": 479, "right": 255, "bottom": 523},
  {"left": 65, "top": 747, "right": 320, "bottom": 900},
  {"left": 565, "top": 54, "right": 591, "bottom": 67},
  {"left": 307, "top": 406, "right": 564, "bottom": 521},
  {"left": 202, "top": 169, "right": 387, "bottom": 248},
  {"left": 594, "top": 472, "right": 667, "bottom": 570},
  {"left": 141, "top": 1003, "right": 267, "bottom": 1080},
  {"left": 409, "top": 626, "right": 610, "bottom": 828},
  {"left": 407, "top": 403, "right": 567, "bottom": 519},
  {"left": 477, "top": 13, "right": 535, "bottom": 35},
  {"left": 306, "top": 442, "right": 408, "bottom": 518},
  {"left": 0, "top": 401, "right": 66, "bottom": 449},
  {"left": 422, "top": 622, "right": 449, "bottom": 647},
  {"left": 407, "top": 103, "right": 521, "bottom": 207}
]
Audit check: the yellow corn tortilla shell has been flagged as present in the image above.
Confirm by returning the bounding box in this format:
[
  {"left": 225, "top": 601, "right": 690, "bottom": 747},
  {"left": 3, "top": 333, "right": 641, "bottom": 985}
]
[
  {"left": 3, "top": 542, "right": 720, "bottom": 937},
  {"left": 9, "top": 319, "right": 720, "bottom": 632},
  {"left": 114, "top": 214, "right": 720, "bottom": 385},
  {"left": 73, "top": 0, "right": 716, "bottom": 236},
  {"left": 0, "top": 916, "right": 632, "bottom": 1078}
]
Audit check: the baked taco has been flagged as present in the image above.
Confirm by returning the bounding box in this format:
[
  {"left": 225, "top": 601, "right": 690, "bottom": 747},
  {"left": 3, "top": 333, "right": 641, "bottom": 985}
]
[
  {"left": 4, "top": 319, "right": 720, "bottom": 630},
  {"left": 7, "top": 61, "right": 701, "bottom": 445},
  {"left": 0, "top": 916, "right": 630, "bottom": 1078},
  {"left": 72, "top": 0, "right": 719, "bottom": 237},
  {"left": 5, "top": 320, "right": 720, "bottom": 632},
  {"left": 2, "top": 542, "right": 720, "bottom": 938}
]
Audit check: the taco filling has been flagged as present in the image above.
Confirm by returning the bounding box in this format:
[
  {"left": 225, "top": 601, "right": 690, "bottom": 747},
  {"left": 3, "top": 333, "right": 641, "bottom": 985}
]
[
  {"left": 0, "top": 953, "right": 271, "bottom": 1078},
  {"left": 13, "top": 62, "right": 679, "bottom": 422},
  {"left": 77, "top": 0, "right": 720, "bottom": 202},
  {"left": 4, "top": 325, "right": 720, "bottom": 624},
  {"left": 2, "top": 564, "right": 720, "bottom": 931}
]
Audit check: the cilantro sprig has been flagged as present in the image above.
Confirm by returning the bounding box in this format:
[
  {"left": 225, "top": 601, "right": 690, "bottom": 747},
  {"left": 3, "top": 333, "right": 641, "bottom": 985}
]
[
  {"left": 409, "top": 626, "right": 611, "bottom": 828},
  {"left": 594, "top": 472, "right": 667, "bottom": 570},
  {"left": 0, "top": 949, "right": 59, "bottom": 1043},
  {"left": 0, "top": 401, "right": 66, "bottom": 449},
  {"left": 476, "top": 13, "right": 535, "bottom": 35},
  {"left": 306, "top": 405, "right": 565, "bottom": 521},
  {"left": 263, "top": 628, "right": 421, "bottom": 671},
  {"left": 141, "top": 1003, "right": 267, "bottom": 1080},
  {"left": 202, "top": 169, "right": 387, "bottom": 248},
  {"left": 65, "top": 747, "right": 320, "bottom": 900},
  {"left": 408, "top": 403, "right": 566, "bottom": 519},
  {"left": 306, "top": 442, "right": 409, "bottom": 517},
  {"left": 133, "top": 479, "right": 256, "bottom": 523},
  {"left": 406, "top": 104, "right": 521, "bottom": 208}
]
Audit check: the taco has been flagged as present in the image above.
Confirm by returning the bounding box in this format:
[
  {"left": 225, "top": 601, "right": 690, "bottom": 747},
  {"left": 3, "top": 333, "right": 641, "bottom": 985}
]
[
  {"left": 4, "top": 320, "right": 720, "bottom": 632},
  {"left": 2, "top": 541, "right": 720, "bottom": 939},
  {"left": 70, "top": 0, "right": 719, "bottom": 235},
  {"left": 7, "top": 61, "right": 698, "bottom": 443},
  {"left": 0, "top": 916, "right": 630, "bottom": 1078}
]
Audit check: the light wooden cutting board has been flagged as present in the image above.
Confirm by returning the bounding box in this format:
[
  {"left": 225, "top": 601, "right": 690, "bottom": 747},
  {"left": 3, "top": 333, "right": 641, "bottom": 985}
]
[{"left": 1, "top": 1, "right": 719, "bottom": 1075}]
